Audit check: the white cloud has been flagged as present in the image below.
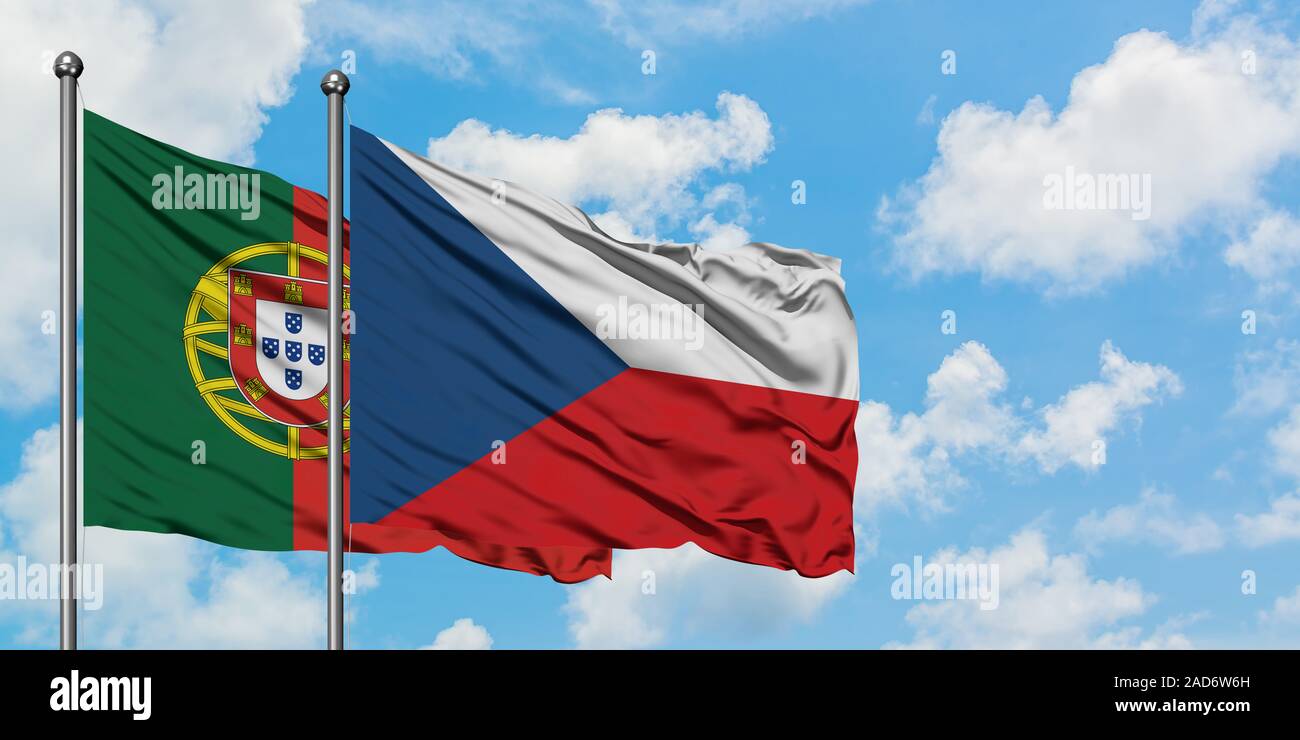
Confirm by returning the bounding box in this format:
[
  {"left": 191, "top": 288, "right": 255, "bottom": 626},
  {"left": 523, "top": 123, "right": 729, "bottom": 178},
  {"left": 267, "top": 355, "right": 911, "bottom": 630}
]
[
  {"left": 312, "top": 2, "right": 607, "bottom": 107},
  {"left": 143, "top": 551, "right": 325, "bottom": 649},
  {"left": 689, "top": 214, "right": 752, "bottom": 251},
  {"left": 422, "top": 618, "right": 493, "bottom": 650},
  {"left": 349, "top": 557, "right": 381, "bottom": 593},
  {"left": 689, "top": 182, "right": 753, "bottom": 250},
  {"left": 853, "top": 400, "right": 962, "bottom": 515},
  {"left": 857, "top": 340, "right": 1179, "bottom": 514},
  {"left": 880, "top": 6, "right": 1300, "bottom": 293},
  {"left": 1225, "top": 210, "right": 1300, "bottom": 293},
  {"left": 426, "top": 92, "right": 773, "bottom": 237},
  {"left": 0, "top": 424, "right": 334, "bottom": 648},
  {"left": 563, "top": 544, "right": 852, "bottom": 649},
  {"left": 310, "top": 0, "right": 528, "bottom": 81},
  {"left": 921, "top": 342, "right": 1017, "bottom": 451},
  {"left": 1231, "top": 339, "right": 1300, "bottom": 417},
  {"left": 589, "top": 0, "right": 871, "bottom": 46},
  {"left": 1092, "top": 614, "right": 1199, "bottom": 650},
  {"left": 2, "top": 248, "right": 58, "bottom": 410},
  {"left": 0, "top": 426, "right": 62, "bottom": 563},
  {"left": 1075, "top": 488, "right": 1225, "bottom": 555},
  {"left": 539, "top": 76, "right": 599, "bottom": 106},
  {"left": 312, "top": 0, "right": 871, "bottom": 104},
  {"left": 1260, "top": 585, "right": 1300, "bottom": 625},
  {"left": 588, "top": 211, "right": 660, "bottom": 244},
  {"left": 0, "top": 1, "right": 311, "bottom": 410},
  {"left": 1236, "top": 492, "right": 1300, "bottom": 546},
  {"left": 1016, "top": 341, "right": 1181, "bottom": 473},
  {"left": 854, "top": 341, "right": 1013, "bottom": 515},
  {"left": 888, "top": 529, "right": 1180, "bottom": 649},
  {"left": 916, "top": 94, "right": 938, "bottom": 126},
  {"left": 1266, "top": 406, "right": 1300, "bottom": 479}
]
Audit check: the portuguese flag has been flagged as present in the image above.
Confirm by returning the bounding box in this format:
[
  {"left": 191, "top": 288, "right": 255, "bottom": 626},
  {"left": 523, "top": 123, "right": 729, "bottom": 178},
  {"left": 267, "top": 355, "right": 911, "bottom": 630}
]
[{"left": 82, "top": 111, "right": 609, "bottom": 582}]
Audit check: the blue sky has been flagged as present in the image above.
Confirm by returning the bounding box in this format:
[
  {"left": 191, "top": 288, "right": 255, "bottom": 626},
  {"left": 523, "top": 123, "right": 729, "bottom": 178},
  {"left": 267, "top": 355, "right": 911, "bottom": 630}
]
[{"left": 4, "top": 0, "right": 1300, "bottom": 648}]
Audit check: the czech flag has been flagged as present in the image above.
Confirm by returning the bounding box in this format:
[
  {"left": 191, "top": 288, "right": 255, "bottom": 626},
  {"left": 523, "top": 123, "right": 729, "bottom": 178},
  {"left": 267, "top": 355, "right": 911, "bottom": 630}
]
[{"left": 350, "top": 126, "right": 859, "bottom": 579}]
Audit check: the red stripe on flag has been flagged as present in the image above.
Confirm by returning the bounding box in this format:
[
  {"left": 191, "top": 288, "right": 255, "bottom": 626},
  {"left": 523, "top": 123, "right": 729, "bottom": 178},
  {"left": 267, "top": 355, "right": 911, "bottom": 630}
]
[
  {"left": 288, "top": 186, "right": 611, "bottom": 582},
  {"left": 377, "top": 367, "right": 859, "bottom": 577}
]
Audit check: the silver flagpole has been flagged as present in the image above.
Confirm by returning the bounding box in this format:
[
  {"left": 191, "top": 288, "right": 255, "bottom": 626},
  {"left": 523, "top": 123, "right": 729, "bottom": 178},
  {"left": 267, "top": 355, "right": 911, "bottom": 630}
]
[
  {"left": 321, "top": 69, "right": 349, "bottom": 651},
  {"left": 54, "top": 51, "right": 83, "bottom": 652}
]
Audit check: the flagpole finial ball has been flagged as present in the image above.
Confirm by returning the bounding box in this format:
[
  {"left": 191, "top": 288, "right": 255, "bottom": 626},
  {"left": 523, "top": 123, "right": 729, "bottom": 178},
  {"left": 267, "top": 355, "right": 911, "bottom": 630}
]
[
  {"left": 53, "top": 51, "right": 83, "bottom": 79},
  {"left": 320, "top": 70, "right": 350, "bottom": 97}
]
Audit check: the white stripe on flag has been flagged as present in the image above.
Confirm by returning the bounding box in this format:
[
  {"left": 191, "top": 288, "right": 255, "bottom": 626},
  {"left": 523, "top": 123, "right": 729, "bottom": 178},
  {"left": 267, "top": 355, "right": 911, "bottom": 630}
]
[{"left": 382, "top": 138, "right": 859, "bottom": 401}]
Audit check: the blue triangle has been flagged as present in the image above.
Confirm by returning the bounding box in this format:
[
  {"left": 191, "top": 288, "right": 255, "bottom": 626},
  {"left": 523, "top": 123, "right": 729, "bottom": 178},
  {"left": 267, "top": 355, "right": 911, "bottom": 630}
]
[{"left": 349, "top": 127, "right": 628, "bottom": 524}]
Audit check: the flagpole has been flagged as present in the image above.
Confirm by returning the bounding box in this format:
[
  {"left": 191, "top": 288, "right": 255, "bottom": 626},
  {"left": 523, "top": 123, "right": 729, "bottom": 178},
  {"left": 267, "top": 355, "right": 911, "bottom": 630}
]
[
  {"left": 54, "top": 51, "right": 83, "bottom": 652},
  {"left": 321, "top": 69, "right": 349, "bottom": 651}
]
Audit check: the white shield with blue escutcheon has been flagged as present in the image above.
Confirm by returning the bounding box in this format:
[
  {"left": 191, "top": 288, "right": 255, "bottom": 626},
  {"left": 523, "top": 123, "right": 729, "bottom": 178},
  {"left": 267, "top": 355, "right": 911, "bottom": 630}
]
[{"left": 255, "top": 299, "right": 329, "bottom": 400}]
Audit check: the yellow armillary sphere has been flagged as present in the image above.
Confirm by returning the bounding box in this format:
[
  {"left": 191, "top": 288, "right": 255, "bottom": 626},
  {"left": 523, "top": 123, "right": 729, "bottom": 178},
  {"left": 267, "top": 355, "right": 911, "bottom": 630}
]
[{"left": 182, "top": 241, "right": 350, "bottom": 459}]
